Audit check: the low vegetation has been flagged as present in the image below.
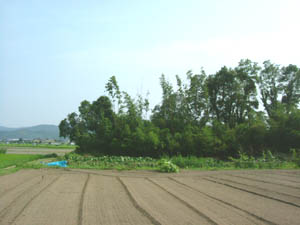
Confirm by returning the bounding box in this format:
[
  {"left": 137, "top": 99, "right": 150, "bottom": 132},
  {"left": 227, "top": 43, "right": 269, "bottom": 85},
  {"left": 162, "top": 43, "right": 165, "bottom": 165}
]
[
  {"left": 60, "top": 151, "right": 299, "bottom": 173},
  {"left": 0, "top": 147, "right": 7, "bottom": 154},
  {"left": 1, "top": 149, "right": 299, "bottom": 174},
  {"left": 64, "top": 153, "right": 157, "bottom": 170},
  {"left": 0, "top": 151, "right": 57, "bottom": 176},
  {"left": 157, "top": 159, "right": 180, "bottom": 173},
  {"left": 0, "top": 154, "right": 46, "bottom": 169}
]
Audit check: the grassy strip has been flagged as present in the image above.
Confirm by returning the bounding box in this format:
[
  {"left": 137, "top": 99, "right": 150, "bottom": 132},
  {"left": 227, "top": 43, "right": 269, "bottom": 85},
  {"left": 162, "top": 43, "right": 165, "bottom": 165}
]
[
  {"left": 168, "top": 155, "right": 297, "bottom": 170},
  {"left": 0, "top": 143, "right": 76, "bottom": 149},
  {"left": 62, "top": 152, "right": 300, "bottom": 172},
  {"left": 0, "top": 154, "right": 48, "bottom": 169},
  {"left": 0, "top": 153, "right": 55, "bottom": 176}
]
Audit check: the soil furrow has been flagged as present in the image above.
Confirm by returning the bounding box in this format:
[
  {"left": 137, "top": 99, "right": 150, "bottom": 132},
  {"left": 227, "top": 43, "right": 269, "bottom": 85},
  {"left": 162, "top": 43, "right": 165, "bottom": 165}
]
[
  {"left": 209, "top": 175, "right": 300, "bottom": 200},
  {"left": 240, "top": 171, "right": 300, "bottom": 183},
  {"left": 146, "top": 178, "right": 218, "bottom": 225},
  {"left": 78, "top": 174, "right": 90, "bottom": 225},
  {"left": 0, "top": 170, "right": 42, "bottom": 196},
  {"left": 12, "top": 173, "right": 86, "bottom": 225},
  {"left": 172, "top": 177, "right": 300, "bottom": 225},
  {"left": 204, "top": 177, "right": 300, "bottom": 208},
  {"left": 0, "top": 174, "right": 61, "bottom": 225},
  {"left": 0, "top": 176, "right": 43, "bottom": 215},
  {"left": 212, "top": 174, "right": 300, "bottom": 197},
  {"left": 152, "top": 177, "right": 264, "bottom": 225},
  {"left": 273, "top": 170, "right": 300, "bottom": 177},
  {"left": 121, "top": 177, "right": 220, "bottom": 225},
  {"left": 228, "top": 173, "right": 300, "bottom": 189},
  {"left": 2, "top": 169, "right": 300, "bottom": 225},
  {"left": 117, "top": 177, "right": 161, "bottom": 225},
  {"left": 168, "top": 177, "right": 277, "bottom": 225},
  {"left": 81, "top": 175, "right": 153, "bottom": 225}
]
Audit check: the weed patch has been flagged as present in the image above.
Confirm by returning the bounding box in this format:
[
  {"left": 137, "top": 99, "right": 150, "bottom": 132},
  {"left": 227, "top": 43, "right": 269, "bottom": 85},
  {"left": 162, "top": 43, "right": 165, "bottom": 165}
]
[
  {"left": 158, "top": 159, "right": 179, "bottom": 173},
  {"left": 64, "top": 153, "right": 158, "bottom": 170},
  {"left": 0, "top": 147, "right": 7, "bottom": 154}
]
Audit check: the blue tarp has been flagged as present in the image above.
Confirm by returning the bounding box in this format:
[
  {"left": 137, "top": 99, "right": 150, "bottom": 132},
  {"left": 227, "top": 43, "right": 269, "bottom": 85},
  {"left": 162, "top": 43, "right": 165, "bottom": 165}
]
[{"left": 47, "top": 160, "right": 68, "bottom": 168}]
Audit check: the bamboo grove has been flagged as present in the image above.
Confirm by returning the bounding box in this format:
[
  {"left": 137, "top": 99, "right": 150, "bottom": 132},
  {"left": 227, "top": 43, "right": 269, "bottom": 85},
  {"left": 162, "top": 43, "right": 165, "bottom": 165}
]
[{"left": 59, "top": 59, "right": 300, "bottom": 159}]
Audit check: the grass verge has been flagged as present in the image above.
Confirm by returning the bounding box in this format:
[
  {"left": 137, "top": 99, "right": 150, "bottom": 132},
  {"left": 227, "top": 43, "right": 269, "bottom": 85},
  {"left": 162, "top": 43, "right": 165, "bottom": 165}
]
[
  {"left": 0, "top": 153, "right": 57, "bottom": 176},
  {"left": 0, "top": 154, "right": 46, "bottom": 169}
]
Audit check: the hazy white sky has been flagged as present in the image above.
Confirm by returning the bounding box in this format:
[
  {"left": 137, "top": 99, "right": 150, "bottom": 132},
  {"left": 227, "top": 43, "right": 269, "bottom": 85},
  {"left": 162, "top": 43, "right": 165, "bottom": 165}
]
[{"left": 1, "top": 0, "right": 299, "bottom": 127}]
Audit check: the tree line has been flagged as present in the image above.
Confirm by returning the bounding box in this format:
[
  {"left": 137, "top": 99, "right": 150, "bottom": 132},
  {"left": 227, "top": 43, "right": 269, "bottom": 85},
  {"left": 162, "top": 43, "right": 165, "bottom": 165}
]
[{"left": 59, "top": 59, "right": 300, "bottom": 159}]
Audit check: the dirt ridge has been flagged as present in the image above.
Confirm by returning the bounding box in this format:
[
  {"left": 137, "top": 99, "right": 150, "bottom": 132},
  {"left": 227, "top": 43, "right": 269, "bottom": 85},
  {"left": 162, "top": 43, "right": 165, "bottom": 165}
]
[
  {"left": 0, "top": 176, "right": 45, "bottom": 216},
  {"left": 204, "top": 177, "right": 300, "bottom": 208},
  {"left": 147, "top": 178, "right": 218, "bottom": 225},
  {"left": 168, "top": 177, "right": 277, "bottom": 225},
  {"left": 209, "top": 176, "right": 300, "bottom": 199},
  {"left": 1, "top": 169, "right": 300, "bottom": 225},
  {"left": 1, "top": 174, "right": 61, "bottom": 225},
  {"left": 78, "top": 174, "right": 90, "bottom": 225},
  {"left": 117, "top": 177, "right": 162, "bottom": 225},
  {"left": 228, "top": 174, "right": 300, "bottom": 190}
]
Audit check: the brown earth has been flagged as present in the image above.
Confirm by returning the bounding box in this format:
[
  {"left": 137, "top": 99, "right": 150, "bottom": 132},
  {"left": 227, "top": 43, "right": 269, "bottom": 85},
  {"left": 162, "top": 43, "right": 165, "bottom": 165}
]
[
  {"left": 0, "top": 169, "right": 299, "bottom": 225},
  {"left": 6, "top": 147, "right": 73, "bottom": 156}
]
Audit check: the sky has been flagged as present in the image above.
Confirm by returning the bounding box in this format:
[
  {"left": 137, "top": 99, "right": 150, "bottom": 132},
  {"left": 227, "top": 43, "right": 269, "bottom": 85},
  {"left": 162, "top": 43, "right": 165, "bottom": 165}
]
[{"left": 1, "top": 0, "right": 300, "bottom": 127}]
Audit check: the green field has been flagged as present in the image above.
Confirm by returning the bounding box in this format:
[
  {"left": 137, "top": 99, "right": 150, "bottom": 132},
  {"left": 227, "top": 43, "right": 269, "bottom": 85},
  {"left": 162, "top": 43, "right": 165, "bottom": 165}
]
[
  {"left": 0, "top": 154, "right": 45, "bottom": 169},
  {"left": 0, "top": 153, "right": 54, "bottom": 176}
]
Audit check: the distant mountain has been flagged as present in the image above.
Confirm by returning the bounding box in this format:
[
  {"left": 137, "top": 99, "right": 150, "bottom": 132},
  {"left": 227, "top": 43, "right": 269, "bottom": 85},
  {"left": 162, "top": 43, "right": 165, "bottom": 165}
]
[
  {"left": 0, "top": 126, "right": 18, "bottom": 132},
  {"left": 0, "top": 124, "right": 60, "bottom": 140}
]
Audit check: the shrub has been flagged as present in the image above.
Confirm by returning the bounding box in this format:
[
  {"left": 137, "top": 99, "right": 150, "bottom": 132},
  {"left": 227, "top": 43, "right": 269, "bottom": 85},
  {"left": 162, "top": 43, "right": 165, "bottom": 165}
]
[
  {"left": 158, "top": 159, "right": 179, "bottom": 173},
  {"left": 170, "top": 155, "right": 226, "bottom": 168},
  {"left": 44, "top": 153, "right": 58, "bottom": 158},
  {"left": 229, "top": 152, "right": 257, "bottom": 168},
  {"left": 291, "top": 148, "right": 300, "bottom": 167},
  {"left": 0, "top": 148, "right": 7, "bottom": 154},
  {"left": 229, "top": 150, "right": 285, "bottom": 169}
]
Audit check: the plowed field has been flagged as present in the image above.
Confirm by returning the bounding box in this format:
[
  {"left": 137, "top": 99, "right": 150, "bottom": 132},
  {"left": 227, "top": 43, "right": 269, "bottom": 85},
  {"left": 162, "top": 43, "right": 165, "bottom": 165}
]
[
  {"left": 6, "top": 147, "right": 73, "bottom": 156},
  {"left": 1, "top": 169, "right": 299, "bottom": 225}
]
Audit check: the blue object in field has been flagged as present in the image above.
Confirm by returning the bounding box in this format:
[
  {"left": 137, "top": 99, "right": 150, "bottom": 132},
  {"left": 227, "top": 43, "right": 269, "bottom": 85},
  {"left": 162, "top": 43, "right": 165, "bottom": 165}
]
[{"left": 47, "top": 160, "right": 68, "bottom": 168}]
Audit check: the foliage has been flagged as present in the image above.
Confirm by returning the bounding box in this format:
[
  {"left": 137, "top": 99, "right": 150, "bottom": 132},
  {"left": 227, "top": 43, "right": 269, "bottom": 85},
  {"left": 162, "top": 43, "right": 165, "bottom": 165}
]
[
  {"left": 158, "top": 159, "right": 179, "bottom": 173},
  {"left": 207, "top": 60, "right": 259, "bottom": 128},
  {"left": 61, "top": 153, "right": 298, "bottom": 172},
  {"left": 229, "top": 151, "right": 291, "bottom": 169},
  {"left": 64, "top": 153, "right": 158, "bottom": 170},
  {"left": 291, "top": 149, "right": 300, "bottom": 167},
  {"left": 259, "top": 61, "right": 300, "bottom": 118},
  {"left": 59, "top": 60, "right": 300, "bottom": 159},
  {"left": 168, "top": 155, "right": 229, "bottom": 169}
]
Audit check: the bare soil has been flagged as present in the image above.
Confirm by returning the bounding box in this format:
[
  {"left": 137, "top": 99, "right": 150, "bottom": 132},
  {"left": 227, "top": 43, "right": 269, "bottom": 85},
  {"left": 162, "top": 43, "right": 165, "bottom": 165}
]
[
  {"left": 0, "top": 169, "right": 299, "bottom": 225},
  {"left": 6, "top": 147, "right": 73, "bottom": 156}
]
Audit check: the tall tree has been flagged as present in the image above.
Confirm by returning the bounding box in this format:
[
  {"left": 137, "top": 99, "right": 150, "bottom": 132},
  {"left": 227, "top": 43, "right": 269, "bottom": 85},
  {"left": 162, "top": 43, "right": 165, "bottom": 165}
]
[
  {"left": 185, "top": 70, "right": 209, "bottom": 126},
  {"left": 258, "top": 60, "right": 282, "bottom": 118},
  {"left": 234, "top": 59, "right": 260, "bottom": 124},
  {"left": 259, "top": 61, "right": 300, "bottom": 118},
  {"left": 207, "top": 60, "right": 259, "bottom": 128},
  {"left": 279, "top": 64, "right": 300, "bottom": 110}
]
